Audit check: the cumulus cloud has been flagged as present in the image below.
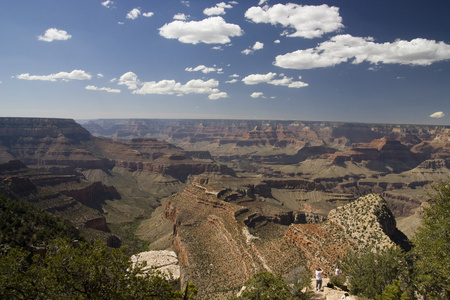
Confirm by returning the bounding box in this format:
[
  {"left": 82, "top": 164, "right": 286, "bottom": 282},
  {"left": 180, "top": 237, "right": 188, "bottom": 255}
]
[
  {"left": 275, "top": 34, "right": 450, "bottom": 70},
  {"left": 117, "top": 72, "right": 227, "bottom": 99},
  {"left": 85, "top": 85, "right": 121, "bottom": 93},
  {"left": 245, "top": 3, "right": 343, "bottom": 39},
  {"left": 143, "top": 12, "right": 154, "bottom": 17},
  {"left": 204, "top": 2, "right": 233, "bottom": 16},
  {"left": 97, "top": 73, "right": 104, "bottom": 78},
  {"left": 126, "top": 8, "right": 141, "bottom": 19},
  {"left": 430, "top": 111, "right": 445, "bottom": 118},
  {"left": 159, "top": 16, "right": 243, "bottom": 44},
  {"left": 209, "top": 91, "right": 228, "bottom": 100},
  {"left": 174, "top": 13, "right": 188, "bottom": 20},
  {"left": 242, "top": 41, "right": 264, "bottom": 55},
  {"left": 185, "top": 65, "right": 223, "bottom": 74},
  {"left": 225, "top": 79, "right": 238, "bottom": 83},
  {"left": 101, "top": 0, "right": 114, "bottom": 8},
  {"left": 118, "top": 72, "right": 140, "bottom": 90},
  {"left": 181, "top": 1, "right": 190, "bottom": 7},
  {"left": 16, "top": 70, "right": 91, "bottom": 81},
  {"left": 242, "top": 72, "right": 308, "bottom": 88},
  {"left": 251, "top": 92, "right": 264, "bottom": 98},
  {"left": 274, "top": 39, "right": 281, "bottom": 44},
  {"left": 133, "top": 78, "right": 227, "bottom": 100},
  {"left": 38, "top": 28, "right": 72, "bottom": 42}
]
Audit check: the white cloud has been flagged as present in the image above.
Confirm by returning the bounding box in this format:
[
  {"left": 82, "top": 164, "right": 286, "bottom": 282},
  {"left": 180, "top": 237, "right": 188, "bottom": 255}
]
[
  {"left": 242, "top": 41, "right": 264, "bottom": 55},
  {"left": 212, "top": 46, "right": 223, "bottom": 51},
  {"left": 117, "top": 72, "right": 227, "bottom": 99},
  {"left": 85, "top": 85, "right": 121, "bottom": 93},
  {"left": 16, "top": 70, "right": 91, "bottom": 81},
  {"left": 185, "top": 65, "right": 223, "bottom": 74},
  {"left": 133, "top": 78, "right": 226, "bottom": 99},
  {"left": 204, "top": 2, "right": 233, "bottom": 16},
  {"left": 242, "top": 72, "right": 276, "bottom": 85},
  {"left": 143, "top": 12, "right": 154, "bottom": 17},
  {"left": 225, "top": 79, "right": 238, "bottom": 83},
  {"left": 101, "top": 0, "right": 114, "bottom": 8},
  {"left": 242, "top": 72, "right": 308, "bottom": 88},
  {"left": 251, "top": 92, "right": 264, "bottom": 98},
  {"left": 118, "top": 22, "right": 124, "bottom": 25},
  {"left": 159, "top": 16, "right": 243, "bottom": 44},
  {"left": 209, "top": 92, "right": 228, "bottom": 100},
  {"left": 430, "top": 111, "right": 445, "bottom": 118},
  {"left": 97, "top": 73, "right": 104, "bottom": 78},
  {"left": 181, "top": 1, "right": 190, "bottom": 7},
  {"left": 38, "top": 28, "right": 72, "bottom": 42},
  {"left": 258, "top": 0, "right": 268, "bottom": 5},
  {"left": 174, "top": 13, "right": 188, "bottom": 20},
  {"left": 274, "top": 39, "right": 281, "bottom": 44},
  {"left": 245, "top": 3, "right": 343, "bottom": 39},
  {"left": 275, "top": 34, "right": 450, "bottom": 70},
  {"left": 126, "top": 8, "right": 141, "bottom": 20},
  {"left": 118, "top": 72, "right": 140, "bottom": 90}
]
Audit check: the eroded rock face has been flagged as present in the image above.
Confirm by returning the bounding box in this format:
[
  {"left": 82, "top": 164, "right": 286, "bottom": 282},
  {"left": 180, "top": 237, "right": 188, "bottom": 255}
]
[
  {"left": 163, "top": 184, "right": 306, "bottom": 297},
  {"left": 286, "top": 194, "right": 409, "bottom": 274}
]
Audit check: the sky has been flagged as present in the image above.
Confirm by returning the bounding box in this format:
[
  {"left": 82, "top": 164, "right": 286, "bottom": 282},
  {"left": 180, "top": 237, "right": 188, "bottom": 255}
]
[{"left": 1, "top": 0, "right": 450, "bottom": 125}]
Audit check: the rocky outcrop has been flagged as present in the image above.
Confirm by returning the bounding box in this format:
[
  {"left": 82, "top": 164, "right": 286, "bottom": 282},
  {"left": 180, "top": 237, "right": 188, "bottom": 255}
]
[
  {"left": 163, "top": 184, "right": 305, "bottom": 297},
  {"left": 286, "top": 194, "right": 409, "bottom": 274},
  {"left": 244, "top": 211, "right": 326, "bottom": 227},
  {"left": 131, "top": 250, "right": 180, "bottom": 280}
]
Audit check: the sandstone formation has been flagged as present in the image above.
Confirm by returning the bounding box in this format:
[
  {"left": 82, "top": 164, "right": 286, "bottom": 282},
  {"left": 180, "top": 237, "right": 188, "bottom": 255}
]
[
  {"left": 131, "top": 250, "right": 180, "bottom": 280},
  {"left": 286, "top": 194, "right": 409, "bottom": 275}
]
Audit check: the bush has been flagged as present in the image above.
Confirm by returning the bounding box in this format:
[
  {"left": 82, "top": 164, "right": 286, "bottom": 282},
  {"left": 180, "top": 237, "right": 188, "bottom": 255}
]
[
  {"left": 233, "top": 271, "right": 312, "bottom": 300},
  {"left": 329, "top": 274, "right": 347, "bottom": 291},
  {"left": 342, "top": 246, "right": 408, "bottom": 299}
]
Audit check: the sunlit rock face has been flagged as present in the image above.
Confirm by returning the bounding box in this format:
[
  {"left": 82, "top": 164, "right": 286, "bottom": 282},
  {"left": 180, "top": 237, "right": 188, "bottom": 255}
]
[{"left": 131, "top": 250, "right": 180, "bottom": 280}]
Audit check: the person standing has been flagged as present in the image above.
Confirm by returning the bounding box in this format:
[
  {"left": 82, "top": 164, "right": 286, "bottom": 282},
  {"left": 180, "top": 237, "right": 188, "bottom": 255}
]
[
  {"left": 335, "top": 267, "right": 340, "bottom": 276},
  {"left": 315, "top": 268, "right": 323, "bottom": 291}
]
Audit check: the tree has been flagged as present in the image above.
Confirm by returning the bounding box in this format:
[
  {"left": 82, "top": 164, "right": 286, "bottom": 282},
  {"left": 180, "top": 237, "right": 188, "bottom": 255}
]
[
  {"left": 341, "top": 246, "right": 408, "bottom": 299},
  {"left": 375, "top": 280, "right": 409, "bottom": 300},
  {"left": 233, "top": 271, "right": 312, "bottom": 300},
  {"left": 0, "top": 239, "right": 195, "bottom": 299},
  {"left": 412, "top": 182, "right": 450, "bottom": 299},
  {"left": 235, "top": 271, "right": 292, "bottom": 300}
]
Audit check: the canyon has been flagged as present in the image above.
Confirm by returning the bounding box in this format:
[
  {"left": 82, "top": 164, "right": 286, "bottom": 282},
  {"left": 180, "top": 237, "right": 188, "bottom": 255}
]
[{"left": 1, "top": 117, "right": 449, "bottom": 298}]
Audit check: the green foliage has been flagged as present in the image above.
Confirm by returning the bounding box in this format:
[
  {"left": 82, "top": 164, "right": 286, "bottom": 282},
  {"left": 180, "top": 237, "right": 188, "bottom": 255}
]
[
  {"left": 329, "top": 274, "right": 347, "bottom": 291},
  {"left": 0, "top": 194, "right": 80, "bottom": 250},
  {"left": 0, "top": 238, "right": 195, "bottom": 299},
  {"left": 375, "top": 280, "right": 408, "bottom": 300},
  {"left": 233, "top": 271, "right": 312, "bottom": 300},
  {"left": 412, "top": 182, "right": 450, "bottom": 299},
  {"left": 342, "top": 246, "right": 408, "bottom": 299}
]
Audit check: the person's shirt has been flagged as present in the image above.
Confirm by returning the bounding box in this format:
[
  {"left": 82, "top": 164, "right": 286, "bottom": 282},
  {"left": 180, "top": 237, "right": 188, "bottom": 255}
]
[
  {"left": 316, "top": 270, "right": 323, "bottom": 280},
  {"left": 335, "top": 268, "right": 340, "bottom": 275}
]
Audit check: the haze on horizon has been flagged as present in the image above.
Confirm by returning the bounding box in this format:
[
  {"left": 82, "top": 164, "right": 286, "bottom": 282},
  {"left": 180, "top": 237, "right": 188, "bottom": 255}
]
[{"left": 1, "top": 0, "right": 449, "bottom": 125}]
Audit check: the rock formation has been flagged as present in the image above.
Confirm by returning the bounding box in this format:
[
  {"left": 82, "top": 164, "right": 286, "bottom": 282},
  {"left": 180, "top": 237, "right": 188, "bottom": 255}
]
[{"left": 286, "top": 194, "right": 409, "bottom": 275}]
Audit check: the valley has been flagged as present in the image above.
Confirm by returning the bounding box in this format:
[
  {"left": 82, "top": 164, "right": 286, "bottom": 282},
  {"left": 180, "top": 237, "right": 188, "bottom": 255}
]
[{"left": 1, "top": 117, "right": 449, "bottom": 298}]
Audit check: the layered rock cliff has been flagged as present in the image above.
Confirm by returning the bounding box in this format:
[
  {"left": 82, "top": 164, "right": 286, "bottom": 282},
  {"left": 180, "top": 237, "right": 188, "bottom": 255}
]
[{"left": 285, "top": 194, "right": 409, "bottom": 275}]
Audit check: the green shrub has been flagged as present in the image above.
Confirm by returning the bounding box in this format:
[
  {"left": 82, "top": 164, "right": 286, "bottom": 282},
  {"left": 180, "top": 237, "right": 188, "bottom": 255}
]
[{"left": 329, "top": 274, "right": 347, "bottom": 291}]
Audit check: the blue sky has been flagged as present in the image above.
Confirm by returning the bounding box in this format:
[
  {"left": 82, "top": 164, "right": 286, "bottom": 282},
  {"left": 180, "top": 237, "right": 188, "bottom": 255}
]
[{"left": 1, "top": 0, "right": 449, "bottom": 124}]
